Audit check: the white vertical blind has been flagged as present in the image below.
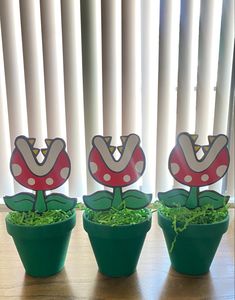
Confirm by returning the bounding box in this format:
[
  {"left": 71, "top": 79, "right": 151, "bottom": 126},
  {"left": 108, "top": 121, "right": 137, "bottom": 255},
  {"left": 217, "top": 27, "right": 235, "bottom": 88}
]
[
  {"left": 61, "top": 0, "right": 87, "bottom": 197},
  {"left": 196, "top": 0, "right": 223, "bottom": 145},
  {"left": 20, "top": 0, "right": 47, "bottom": 147},
  {"left": 122, "top": 0, "right": 142, "bottom": 138},
  {"left": 156, "top": 0, "right": 180, "bottom": 193},
  {"left": 122, "top": 0, "right": 142, "bottom": 190},
  {"left": 0, "top": 0, "right": 28, "bottom": 194},
  {"left": 80, "top": 0, "right": 103, "bottom": 193},
  {"left": 174, "top": 0, "right": 200, "bottom": 189},
  {"left": 141, "top": 0, "right": 159, "bottom": 193},
  {"left": 0, "top": 0, "right": 28, "bottom": 145},
  {"left": 176, "top": 0, "right": 200, "bottom": 135},
  {"left": 102, "top": 0, "right": 122, "bottom": 146},
  {"left": 0, "top": 23, "right": 13, "bottom": 196},
  {"left": 40, "top": 0, "right": 67, "bottom": 141},
  {"left": 0, "top": 0, "right": 234, "bottom": 202},
  {"left": 213, "top": 0, "right": 234, "bottom": 135},
  {"left": 212, "top": 0, "right": 234, "bottom": 192},
  {"left": 40, "top": 0, "right": 68, "bottom": 193}
]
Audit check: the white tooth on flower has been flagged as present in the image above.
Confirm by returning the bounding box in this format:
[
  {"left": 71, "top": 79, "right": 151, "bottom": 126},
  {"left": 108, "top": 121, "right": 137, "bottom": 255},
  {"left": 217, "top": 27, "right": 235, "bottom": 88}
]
[
  {"left": 121, "top": 136, "right": 128, "bottom": 144},
  {"left": 178, "top": 133, "right": 228, "bottom": 172},
  {"left": 109, "top": 146, "right": 116, "bottom": 154},
  {"left": 194, "top": 145, "right": 201, "bottom": 152},
  {"left": 202, "top": 145, "right": 210, "bottom": 153},
  {"left": 190, "top": 134, "right": 198, "bottom": 142},
  {"left": 41, "top": 149, "right": 48, "bottom": 156},
  {"left": 117, "top": 146, "right": 123, "bottom": 154},
  {"left": 45, "top": 139, "right": 52, "bottom": 146},
  {"left": 104, "top": 137, "right": 112, "bottom": 145},
  {"left": 15, "top": 137, "right": 65, "bottom": 176},
  {"left": 208, "top": 136, "right": 216, "bottom": 144},
  {"left": 33, "top": 149, "right": 40, "bottom": 155},
  {"left": 28, "top": 138, "right": 36, "bottom": 146}
]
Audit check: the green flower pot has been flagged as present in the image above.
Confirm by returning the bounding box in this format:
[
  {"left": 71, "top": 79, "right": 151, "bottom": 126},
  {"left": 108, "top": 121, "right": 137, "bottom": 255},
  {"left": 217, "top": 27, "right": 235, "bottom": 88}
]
[
  {"left": 6, "top": 211, "right": 76, "bottom": 277},
  {"left": 83, "top": 211, "right": 152, "bottom": 277},
  {"left": 158, "top": 211, "right": 229, "bottom": 275}
]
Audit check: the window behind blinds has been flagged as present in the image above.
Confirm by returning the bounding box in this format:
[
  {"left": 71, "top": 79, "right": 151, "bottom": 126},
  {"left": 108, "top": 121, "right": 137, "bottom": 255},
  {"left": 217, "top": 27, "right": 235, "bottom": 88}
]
[{"left": 0, "top": 0, "right": 234, "bottom": 203}]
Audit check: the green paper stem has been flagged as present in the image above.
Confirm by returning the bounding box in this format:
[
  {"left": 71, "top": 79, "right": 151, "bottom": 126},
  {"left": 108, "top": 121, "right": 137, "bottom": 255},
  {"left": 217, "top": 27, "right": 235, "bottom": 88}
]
[
  {"left": 112, "top": 187, "right": 123, "bottom": 209},
  {"left": 186, "top": 187, "right": 199, "bottom": 209},
  {"left": 34, "top": 190, "right": 47, "bottom": 213}
]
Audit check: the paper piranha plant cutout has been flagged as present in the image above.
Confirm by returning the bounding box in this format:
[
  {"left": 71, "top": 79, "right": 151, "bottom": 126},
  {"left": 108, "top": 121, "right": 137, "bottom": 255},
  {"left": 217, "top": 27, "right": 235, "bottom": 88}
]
[
  {"left": 83, "top": 134, "right": 152, "bottom": 211},
  {"left": 4, "top": 136, "right": 77, "bottom": 212},
  {"left": 158, "top": 132, "right": 230, "bottom": 209}
]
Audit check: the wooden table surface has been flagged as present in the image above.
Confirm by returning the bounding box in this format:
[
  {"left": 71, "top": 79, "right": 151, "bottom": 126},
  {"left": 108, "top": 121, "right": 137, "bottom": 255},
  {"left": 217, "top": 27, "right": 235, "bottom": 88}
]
[{"left": 0, "top": 209, "right": 234, "bottom": 300}]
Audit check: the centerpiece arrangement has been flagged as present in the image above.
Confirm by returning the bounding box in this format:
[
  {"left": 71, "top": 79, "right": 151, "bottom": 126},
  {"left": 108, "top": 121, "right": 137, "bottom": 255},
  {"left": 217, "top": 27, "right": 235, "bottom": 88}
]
[
  {"left": 157, "top": 132, "right": 230, "bottom": 275},
  {"left": 4, "top": 136, "right": 77, "bottom": 277},
  {"left": 83, "top": 133, "right": 152, "bottom": 277}
]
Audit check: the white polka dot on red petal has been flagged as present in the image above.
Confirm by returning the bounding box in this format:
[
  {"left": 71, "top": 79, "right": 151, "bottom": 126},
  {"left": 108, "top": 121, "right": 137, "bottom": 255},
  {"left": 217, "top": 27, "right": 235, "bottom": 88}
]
[
  {"left": 12, "top": 164, "right": 22, "bottom": 176},
  {"left": 103, "top": 174, "right": 111, "bottom": 181},
  {"left": 123, "top": 175, "right": 131, "bottom": 182},
  {"left": 135, "top": 161, "right": 144, "bottom": 173},
  {"left": 171, "top": 163, "right": 180, "bottom": 175},
  {"left": 201, "top": 174, "right": 209, "bottom": 182},
  {"left": 184, "top": 175, "right": 192, "bottom": 183},
  {"left": 60, "top": 167, "right": 69, "bottom": 179},
  {"left": 216, "top": 165, "right": 227, "bottom": 177},
  {"left": 28, "top": 178, "right": 35, "bottom": 185},
  {"left": 46, "top": 178, "right": 54, "bottom": 185},
  {"left": 90, "top": 162, "right": 98, "bottom": 174}
]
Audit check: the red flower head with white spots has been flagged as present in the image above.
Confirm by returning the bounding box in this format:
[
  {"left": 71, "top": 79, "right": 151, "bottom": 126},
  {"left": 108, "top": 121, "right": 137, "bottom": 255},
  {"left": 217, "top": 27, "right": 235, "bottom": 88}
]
[
  {"left": 158, "top": 132, "right": 230, "bottom": 210},
  {"left": 83, "top": 134, "right": 151, "bottom": 211},
  {"left": 4, "top": 136, "right": 76, "bottom": 213},
  {"left": 169, "top": 133, "right": 229, "bottom": 187},
  {"left": 10, "top": 136, "right": 71, "bottom": 191},
  {"left": 88, "top": 134, "right": 146, "bottom": 187}
]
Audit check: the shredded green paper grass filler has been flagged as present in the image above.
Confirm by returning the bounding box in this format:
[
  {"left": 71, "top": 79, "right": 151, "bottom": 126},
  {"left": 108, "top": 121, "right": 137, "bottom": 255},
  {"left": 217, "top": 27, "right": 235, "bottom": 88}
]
[
  {"left": 7, "top": 209, "right": 74, "bottom": 226},
  {"left": 85, "top": 207, "right": 151, "bottom": 226},
  {"left": 157, "top": 202, "right": 229, "bottom": 252},
  {"left": 158, "top": 203, "right": 229, "bottom": 225}
]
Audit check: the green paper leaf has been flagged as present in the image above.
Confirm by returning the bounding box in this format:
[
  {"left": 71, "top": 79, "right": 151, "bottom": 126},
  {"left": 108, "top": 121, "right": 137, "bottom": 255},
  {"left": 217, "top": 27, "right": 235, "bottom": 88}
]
[
  {"left": 122, "top": 190, "right": 152, "bottom": 209},
  {"left": 4, "top": 193, "right": 35, "bottom": 212},
  {"left": 158, "top": 189, "right": 189, "bottom": 208},
  {"left": 198, "top": 191, "right": 229, "bottom": 209},
  {"left": 83, "top": 191, "right": 113, "bottom": 211},
  {"left": 46, "top": 193, "right": 77, "bottom": 211}
]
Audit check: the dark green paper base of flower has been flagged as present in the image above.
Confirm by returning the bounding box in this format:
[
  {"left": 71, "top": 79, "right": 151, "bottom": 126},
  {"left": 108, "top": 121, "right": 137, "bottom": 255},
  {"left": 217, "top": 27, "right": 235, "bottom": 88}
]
[
  {"left": 83, "top": 211, "right": 152, "bottom": 277},
  {"left": 6, "top": 210, "right": 76, "bottom": 277},
  {"left": 158, "top": 211, "right": 229, "bottom": 275}
]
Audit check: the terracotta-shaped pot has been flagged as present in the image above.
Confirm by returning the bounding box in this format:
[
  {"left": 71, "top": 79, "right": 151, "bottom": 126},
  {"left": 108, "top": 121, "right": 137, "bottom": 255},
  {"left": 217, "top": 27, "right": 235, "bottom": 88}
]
[
  {"left": 158, "top": 211, "right": 229, "bottom": 275},
  {"left": 6, "top": 210, "right": 76, "bottom": 277},
  {"left": 83, "top": 211, "right": 152, "bottom": 277}
]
